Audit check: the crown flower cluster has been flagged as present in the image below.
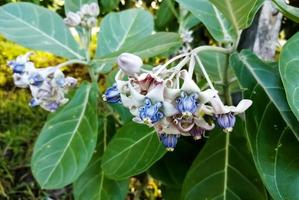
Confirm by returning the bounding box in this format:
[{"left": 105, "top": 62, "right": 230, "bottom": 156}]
[
  {"left": 8, "top": 53, "right": 77, "bottom": 112},
  {"left": 103, "top": 52, "right": 252, "bottom": 151},
  {"left": 64, "top": 3, "right": 99, "bottom": 28}
]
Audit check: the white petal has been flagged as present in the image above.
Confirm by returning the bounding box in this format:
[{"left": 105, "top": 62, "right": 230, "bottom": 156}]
[
  {"left": 117, "top": 53, "right": 143, "bottom": 76},
  {"left": 230, "top": 99, "right": 253, "bottom": 114},
  {"left": 194, "top": 117, "right": 215, "bottom": 130},
  {"left": 163, "top": 101, "right": 179, "bottom": 117},
  {"left": 180, "top": 70, "right": 201, "bottom": 94},
  {"left": 13, "top": 74, "right": 29, "bottom": 88},
  {"left": 199, "top": 89, "right": 218, "bottom": 104},
  {"left": 164, "top": 85, "right": 180, "bottom": 101},
  {"left": 146, "top": 83, "right": 164, "bottom": 102},
  {"left": 155, "top": 118, "right": 181, "bottom": 135},
  {"left": 209, "top": 95, "right": 230, "bottom": 114}
]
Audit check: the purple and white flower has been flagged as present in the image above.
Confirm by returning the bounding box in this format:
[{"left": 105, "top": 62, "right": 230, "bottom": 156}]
[{"left": 8, "top": 53, "right": 77, "bottom": 112}]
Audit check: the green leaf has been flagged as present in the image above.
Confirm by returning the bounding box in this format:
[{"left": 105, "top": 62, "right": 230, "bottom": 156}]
[
  {"left": 102, "top": 122, "right": 166, "bottom": 180},
  {"left": 176, "top": 0, "right": 237, "bottom": 42},
  {"left": 156, "top": 0, "right": 176, "bottom": 29},
  {"left": 230, "top": 50, "right": 299, "bottom": 139},
  {"left": 74, "top": 133, "right": 128, "bottom": 200},
  {"left": 181, "top": 123, "right": 266, "bottom": 200},
  {"left": 93, "top": 32, "right": 182, "bottom": 72},
  {"left": 31, "top": 83, "right": 98, "bottom": 189},
  {"left": 73, "top": 155, "right": 128, "bottom": 200},
  {"left": 74, "top": 116, "right": 129, "bottom": 200},
  {"left": 0, "top": 3, "right": 84, "bottom": 59},
  {"left": 161, "top": 186, "right": 181, "bottom": 200},
  {"left": 95, "top": 8, "right": 154, "bottom": 73},
  {"left": 279, "top": 32, "right": 299, "bottom": 122},
  {"left": 149, "top": 139, "right": 199, "bottom": 189},
  {"left": 273, "top": 0, "right": 299, "bottom": 23},
  {"left": 101, "top": 0, "right": 120, "bottom": 11},
  {"left": 181, "top": 13, "right": 201, "bottom": 30},
  {"left": 209, "top": 0, "right": 264, "bottom": 30},
  {"left": 231, "top": 50, "right": 299, "bottom": 199},
  {"left": 64, "top": 0, "right": 97, "bottom": 13}
]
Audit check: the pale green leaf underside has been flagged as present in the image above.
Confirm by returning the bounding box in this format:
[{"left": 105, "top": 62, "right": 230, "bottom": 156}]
[
  {"left": 102, "top": 122, "right": 166, "bottom": 180},
  {"left": 279, "top": 32, "right": 299, "bottom": 122},
  {"left": 95, "top": 8, "right": 153, "bottom": 73},
  {"left": 0, "top": 3, "right": 84, "bottom": 59},
  {"left": 182, "top": 125, "right": 266, "bottom": 200},
  {"left": 31, "top": 83, "right": 98, "bottom": 189},
  {"left": 231, "top": 50, "right": 299, "bottom": 139},
  {"left": 93, "top": 32, "right": 182, "bottom": 73},
  {"left": 273, "top": 0, "right": 299, "bottom": 23},
  {"left": 64, "top": 0, "right": 97, "bottom": 13},
  {"left": 231, "top": 51, "right": 299, "bottom": 199},
  {"left": 210, "top": 0, "right": 264, "bottom": 30},
  {"left": 176, "top": 0, "right": 237, "bottom": 42},
  {"left": 73, "top": 153, "right": 128, "bottom": 200}
]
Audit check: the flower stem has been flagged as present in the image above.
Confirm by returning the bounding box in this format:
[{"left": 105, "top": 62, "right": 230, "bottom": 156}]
[
  {"left": 103, "top": 116, "right": 107, "bottom": 151},
  {"left": 154, "top": 53, "right": 189, "bottom": 75},
  {"left": 56, "top": 59, "right": 88, "bottom": 68},
  {"left": 191, "top": 45, "right": 233, "bottom": 54},
  {"left": 193, "top": 53, "right": 215, "bottom": 91}
]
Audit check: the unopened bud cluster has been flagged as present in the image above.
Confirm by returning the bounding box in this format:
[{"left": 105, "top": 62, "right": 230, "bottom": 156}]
[
  {"left": 64, "top": 3, "right": 99, "bottom": 28},
  {"left": 103, "top": 52, "right": 252, "bottom": 151},
  {"left": 8, "top": 53, "right": 77, "bottom": 112}
]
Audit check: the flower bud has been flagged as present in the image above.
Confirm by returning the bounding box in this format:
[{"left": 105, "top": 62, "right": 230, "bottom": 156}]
[
  {"left": 29, "top": 98, "right": 40, "bottom": 107},
  {"left": 215, "top": 112, "right": 236, "bottom": 132},
  {"left": 65, "top": 77, "right": 77, "bottom": 88},
  {"left": 117, "top": 53, "right": 143, "bottom": 76},
  {"left": 90, "top": 3, "right": 100, "bottom": 17},
  {"left": 87, "top": 17, "right": 97, "bottom": 28},
  {"left": 102, "top": 83, "right": 121, "bottom": 104},
  {"left": 80, "top": 4, "right": 90, "bottom": 16},
  {"left": 64, "top": 12, "right": 81, "bottom": 27},
  {"left": 189, "top": 126, "right": 205, "bottom": 140},
  {"left": 159, "top": 134, "right": 180, "bottom": 151},
  {"left": 13, "top": 73, "right": 29, "bottom": 88}
]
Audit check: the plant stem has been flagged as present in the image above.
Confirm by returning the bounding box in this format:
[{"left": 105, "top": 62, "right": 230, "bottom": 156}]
[
  {"left": 192, "top": 45, "right": 233, "bottom": 54},
  {"left": 193, "top": 53, "right": 215, "bottom": 90},
  {"left": 56, "top": 59, "right": 88, "bottom": 68},
  {"left": 103, "top": 116, "right": 107, "bottom": 151},
  {"left": 222, "top": 58, "right": 232, "bottom": 105}
]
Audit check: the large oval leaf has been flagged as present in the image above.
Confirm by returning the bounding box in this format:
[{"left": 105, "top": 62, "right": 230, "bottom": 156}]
[
  {"left": 31, "top": 83, "right": 98, "bottom": 189},
  {"left": 0, "top": 3, "right": 84, "bottom": 59},
  {"left": 155, "top": 0, "right": 177, "bottom": 29},
  {"left": 181, "top": 123, "right": 266, "bottom": 200},
  {"left": 95, "top": 8, "right": 153, "bottom": 73},
  {"left": 273, "top": 0, "right": 299, "bottom": 23},
  {"left": 176, "top": 0, "right": 237, "bottom": 42},
  {"left": 102, "top": 122, "right": 166, "bottom": 180},
  {"left": 279, "top": 32, "right": 299, "bottom": 122},
  {"left": 74, "top": 116, "right": 129, "bottom": 200},
  {"left": 231, "top": 50, "right": 299, "bottom": 139},
  {"left": 74, "top": 155, "right": 128, "bottom": 200},
  {"left": 210, "top": 0, "right": 264, "bottom": 30},
  {"left": 231, "top": 51, "right": 299, "bottom": 199}
]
